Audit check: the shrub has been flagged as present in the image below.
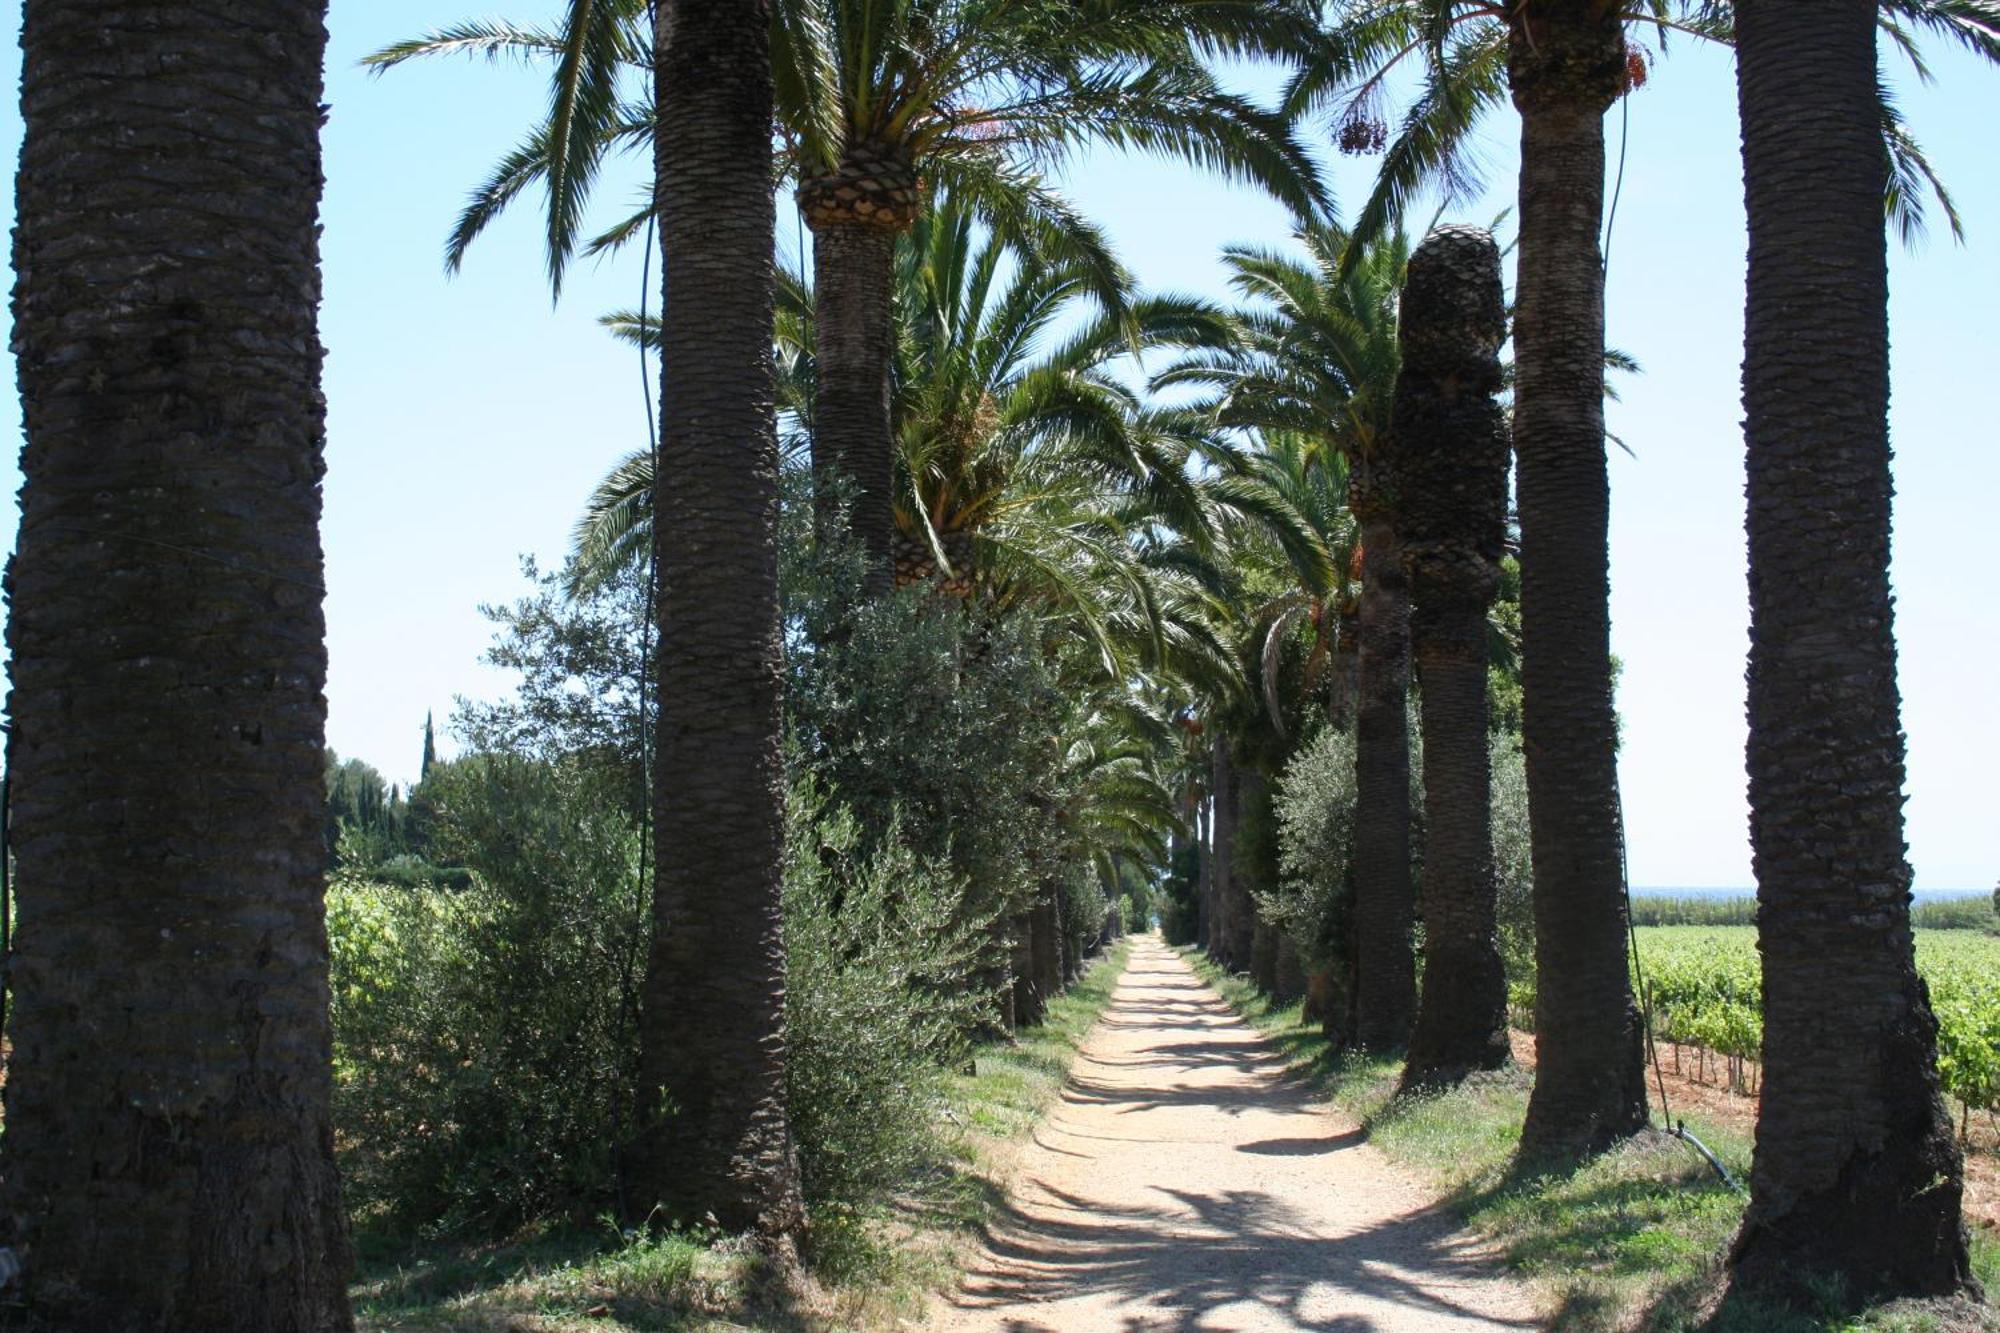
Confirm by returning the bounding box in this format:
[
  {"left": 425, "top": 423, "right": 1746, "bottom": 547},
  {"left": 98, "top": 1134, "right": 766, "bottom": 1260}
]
[
  {"left": 1269, "top": 725, "right": 1359, "bottom": 978},
  {"left": 783, "top": 780, "right": 996, "bottom": 1208},
  {"left": 1058, "top": 864, "right": 1111, "bottom": 969},
  {"left": 1490, "top": 732, "right": 1534, "bottom": 988},
  {"left": 330, "top": 757, "right": 1001, "bottom": 1236},
  {"left": 1271, "top": 722, "right": 1533, "bottom": 1005},
  {"left": 329, "top": 754, "right": 645, "bottom": 1235},
  {"left": 783, "top": 523, "right": 1073, "bottom": 1013}
]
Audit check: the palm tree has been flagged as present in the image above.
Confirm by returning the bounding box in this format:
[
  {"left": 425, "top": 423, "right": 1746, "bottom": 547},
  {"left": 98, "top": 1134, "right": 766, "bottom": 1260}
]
[
  {"left": 1394, "top": 226, "right": 1512, "bottom": 1092},
  {"left": 1294, "top": 0, "right": 1650, "bottom": 1145},
  {"left": 1726, "top": 0, "right": 1970, "bottom": 1302},
  {"left": 0, "top": 1, "right": 353, "bottom": 1324},
  {"left": 1158, "top": 223, "right": 1416, "bottom": 1049},
  {"left": 572, "top": 195, "right": 1241, "bottom": 665},
  {"left": 775, "top": 0, "right": 1334, "bottom": 584},
  {"left": 631, "top": 0, "right": 804, "bottom": 1238},
  {"left": 369, "top": 0, "right": 1328, "bottom": 589},
  {"left": 1298, "top": 0, "right": 1996, "bottom": 1155}
]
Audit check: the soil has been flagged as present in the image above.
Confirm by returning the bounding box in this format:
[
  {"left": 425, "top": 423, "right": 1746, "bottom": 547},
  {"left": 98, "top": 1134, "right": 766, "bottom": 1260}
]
[{"left": 928, "top": 938, "right": 1538, "bottom": 1331}]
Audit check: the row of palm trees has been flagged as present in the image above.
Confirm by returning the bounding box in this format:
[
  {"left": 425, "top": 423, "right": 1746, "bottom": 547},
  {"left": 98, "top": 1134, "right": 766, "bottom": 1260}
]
[{"left": 0, "top": 0, "right": 1991, "bottom": 1327}]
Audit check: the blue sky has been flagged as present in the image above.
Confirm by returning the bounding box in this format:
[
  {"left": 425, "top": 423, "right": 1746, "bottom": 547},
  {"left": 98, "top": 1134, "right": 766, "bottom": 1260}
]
[{"left": 0, "top": 4, "right": 1993, "bottom": 891}]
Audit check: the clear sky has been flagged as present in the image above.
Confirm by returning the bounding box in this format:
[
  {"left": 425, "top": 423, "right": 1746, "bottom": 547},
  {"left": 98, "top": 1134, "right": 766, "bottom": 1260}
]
[{"left": 0, "top": 4, "right": 1993, "bottom": 891}]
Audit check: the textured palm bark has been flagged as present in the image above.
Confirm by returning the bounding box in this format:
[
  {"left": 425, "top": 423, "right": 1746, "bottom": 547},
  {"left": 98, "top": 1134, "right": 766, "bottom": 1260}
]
[
  {"left": 1238, "top": 767, "right": 1278, "bottom": 992},
  {"left": 0, "top": 3, "right": 352, "bottom": 1325},
  {"left": 1228, "top": 767, "right": 1264, "bottom": 973},
  {"left": 1010, "top": 908, "right": 1041, "bottom": 1030},
  {"left": 1209, "top": 745, "right": 1238, "bottom": 970},
  {"left": 1396, "top": 229, "right": 1514, "bottom": 1093},
  {"left": 1057, "top": 878, "right": 1081, "bottom": 984},
  {"left": 1346, "top": 502, "right": 1416, "bottom": 1050},
  {"left": 1727, "top": 0, "right": 1972, "bottom": 1301},
  {"left": 810, "top": 223, "right": 897, "bottom": 593},
  {"left": 1508, "top": 2, "right": 1649, "bottom": 1156},
  {"left": 1327, "top": 605, "right": 1360, "bottom": 730},
  {"left": 1251, "top": 920, "right": 1279, "bottom": 993},
  {"left": 1273, "top": 932, "right": 1306, "bottom": 1006},
  {"left": 1033, "top": 891, "right": 1063, "bottom": 1013},
  {"left": 635, "top": 0, "right": 804, "bottom": 1240},
  {"left": 1195, "top": 790, "right": 1213, "bottom": 951}
]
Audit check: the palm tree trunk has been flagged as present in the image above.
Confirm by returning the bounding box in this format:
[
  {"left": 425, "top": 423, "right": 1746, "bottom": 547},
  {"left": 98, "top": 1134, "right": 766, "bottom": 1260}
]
[
  {"left": 1034, "top": 889, "right": 1063, "bottom": 1012},
  {"left": 1209, "top": 742, "right": 1236, "bottom": 968},
  {"left": 634, "top": 0, "right": 803, "bottom": 1240},
  {"left": 1328, "top": 604, "right": 1360, "bottom": 730},
  {"left": 808, "top": 220, "right": 897, "bottom": 593},
  {"left": 1228, "top": 766, "right": 1262, "bottom": 972},
  {"left": 1398, "top": 226, "right": 1513, "bottom": 1093},
  {"left": 1508, "top": 3, "right": 1648, "bottom": 1156},
  {"left": 1010, "top": 907, "right": 1041, "bottom": 1030},
  {"left": 1055, "top": 878, "right": 1080, "bottom": 984},
  {"left": 1240, "top": 767, "right": 1278, "bottom": 992},
  {"left": 1196, "top": 782, "right": 1214, "bottom": 950},
  {"left": 1727, "top": 0, "right": 1971, "bottom": 1300},
  {"left": 1347, "top": 503, "right": 1416, "bottom": 1049},
  {"left": 1273, "top": 931, "right": 1306, "bottom": 1006},
  {"left": 0, "top": 2, "right": 352, "bottom": 1324}
]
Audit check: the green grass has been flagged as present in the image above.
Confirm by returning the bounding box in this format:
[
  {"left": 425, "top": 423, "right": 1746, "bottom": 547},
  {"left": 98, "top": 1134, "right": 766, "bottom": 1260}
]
[
  {"left": 1186, "top": 949, "right": 1999, "bottom": 1333},
  {"left": 349, "top": 938, "right": 1134, "bottom": 1331},
  {"left": 949, "top": 938, "right": 1132, "bottom": 1144},
  {"left": 348, "top": 1223, "right": 751, "bottom": 1331}
]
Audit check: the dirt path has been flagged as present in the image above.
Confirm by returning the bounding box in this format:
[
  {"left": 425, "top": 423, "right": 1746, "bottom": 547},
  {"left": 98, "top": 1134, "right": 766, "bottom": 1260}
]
[{"left": 929, "top": 938, "right": 1538, "bottom": 1332}]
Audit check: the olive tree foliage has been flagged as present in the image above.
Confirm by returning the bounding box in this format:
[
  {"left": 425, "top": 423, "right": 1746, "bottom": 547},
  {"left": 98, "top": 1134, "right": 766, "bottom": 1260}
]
[
  {"left": 327, "top": 537, "right": 1030, "bottom": 1236},
  {"left": 782, "top": 480, "right": 1073, "bottom": 953},
  {"left": 1268, "top": 720, "right": 1532, "bottom": 1013},
  {"left": 783, "top": 779, "right": 995, "bottom": 1208},
  {"left": 328, "top": 755, "right": 643, "bottom": 1233},
  {"left": 1268, "top": 725, "right": 1366, "bottom": 982},
  {"left": 1490, "top": 730, "right": 1535, "bottom": 993}
]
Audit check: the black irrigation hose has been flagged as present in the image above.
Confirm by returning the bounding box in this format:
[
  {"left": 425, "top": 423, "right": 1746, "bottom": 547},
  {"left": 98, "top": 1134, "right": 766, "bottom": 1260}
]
[
  {"left": 1618, "top": 785, "right": 1741, "bottom": 1193},
  {"left": 1670, "top": 1121, "right": 1741, "bottom": 1193}
]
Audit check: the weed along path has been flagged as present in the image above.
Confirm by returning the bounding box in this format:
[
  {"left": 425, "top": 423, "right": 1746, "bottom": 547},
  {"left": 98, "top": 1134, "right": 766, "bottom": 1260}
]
[{"left": 930, "top": 937, "right": 1536, "bottom": 1331}]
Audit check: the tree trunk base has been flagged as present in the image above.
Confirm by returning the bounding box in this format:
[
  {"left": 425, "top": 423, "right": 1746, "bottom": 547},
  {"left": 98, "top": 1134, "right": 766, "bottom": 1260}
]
[{"left": 1729, "top": 1134, "right": 1975, "bottom": 1308}]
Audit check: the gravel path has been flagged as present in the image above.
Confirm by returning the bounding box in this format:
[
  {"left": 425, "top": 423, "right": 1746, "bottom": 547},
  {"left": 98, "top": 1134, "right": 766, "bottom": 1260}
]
[{"left": 929, "top": 938, "right": 1539, "bottom": 1331}]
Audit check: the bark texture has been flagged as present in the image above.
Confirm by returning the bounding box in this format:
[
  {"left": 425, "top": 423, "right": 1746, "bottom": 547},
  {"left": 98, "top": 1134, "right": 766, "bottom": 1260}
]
[
  {"left": 1228, "top": 767, "right": 1264, "bottom": 973},
  {"left": 1346, "top": 500, "right": 1415, "bottom": 1050},
  {"left": 635, "top": 0, "right": 804, "bottom": 1240},
  {"left": 1727, "top": 0, "right": 1972, "bottom": 1301},
  {"left": 1209, "top": 744, "right": 1239, "bottom": 970},
  {"left": 1010, "top": 908, "right": 1042, "bottom": 1031},
  {"left": 1033, "top": 889, "right": 1063, "bottom": 1015},
  {"left": 1, "top": 2, "right": 352, "bottom": 1325},
  {"left": 1394, "top": 227, "right": 1513, "bottom": 1092},
  {"left": 802, "top": 141, "right": 916, "bottom": 595},
  {"left": 1195, "top": 785, "right": 1213, "bottom": 951},
  {"left": 1272, "top": 932, "right": 1306, "bottom": 1006},
  {"left": 1508, "top": 1, "right": 1648, "bottom": 1155},
  {"left": 1251, "top": 919, "right": 1279, "bottom": 995}
]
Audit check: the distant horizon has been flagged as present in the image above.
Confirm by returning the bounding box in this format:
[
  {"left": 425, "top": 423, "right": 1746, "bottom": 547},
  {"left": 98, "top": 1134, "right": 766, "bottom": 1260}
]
[{"left": 1633, "top": 885, "right": 1991, "bottom": 899}]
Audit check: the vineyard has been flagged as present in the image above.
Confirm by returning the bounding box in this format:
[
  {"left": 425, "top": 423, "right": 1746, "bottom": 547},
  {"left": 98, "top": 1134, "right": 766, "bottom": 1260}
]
[{"left": 1629, "top": 926, "right": 2000, "bottom": 1132}]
